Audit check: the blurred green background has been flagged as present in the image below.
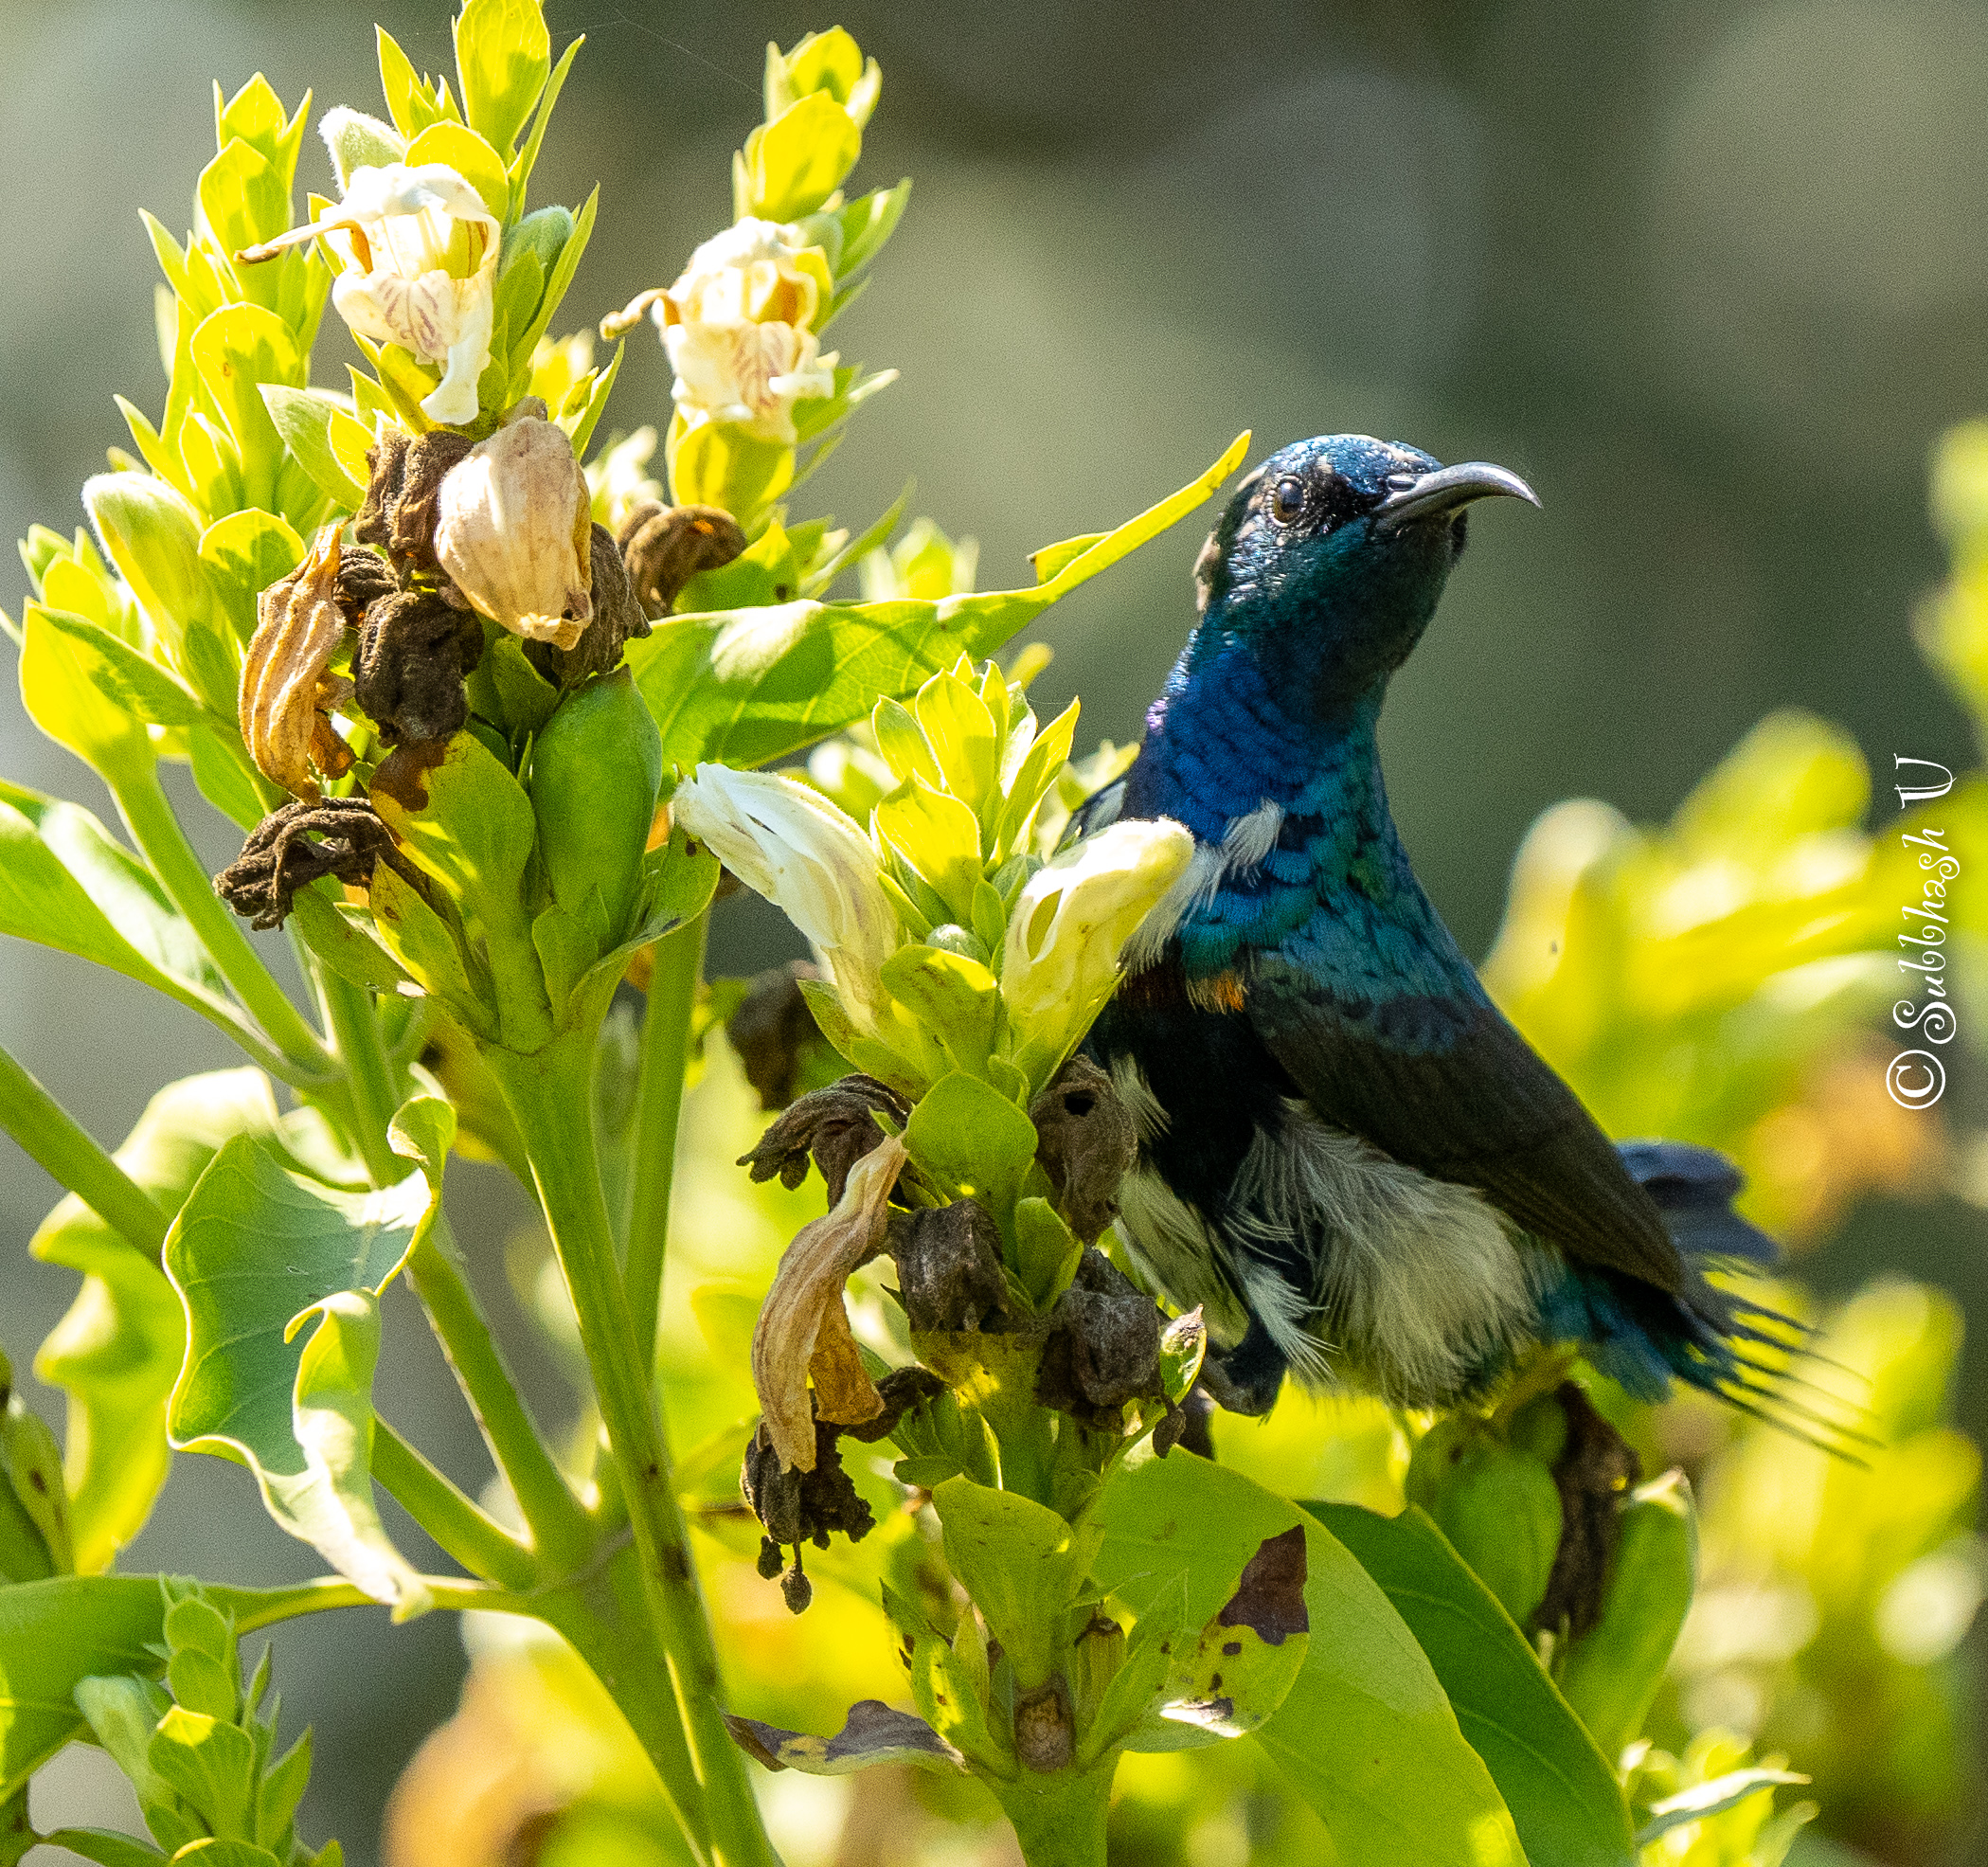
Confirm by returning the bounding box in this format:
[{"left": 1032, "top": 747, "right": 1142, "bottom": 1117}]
[{"left": 1, "top": 2, "right": 1982, "bottom": 1861}]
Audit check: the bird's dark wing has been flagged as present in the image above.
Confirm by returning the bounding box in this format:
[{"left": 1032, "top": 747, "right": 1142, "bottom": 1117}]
[
  {"left": 1245, "top": 955, "right": 1685, "bottom": 1293},
  {"left": 1060, "top": 776, "right": 1125, "bottom": 850}
]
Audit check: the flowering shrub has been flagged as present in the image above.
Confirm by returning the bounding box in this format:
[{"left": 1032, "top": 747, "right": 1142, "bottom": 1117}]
[{"left": 0, "top": 9, "right": 1968, "bottom": 1867}]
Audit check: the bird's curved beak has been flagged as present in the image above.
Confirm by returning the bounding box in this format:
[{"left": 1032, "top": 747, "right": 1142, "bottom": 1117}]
[{"left": 1372, "top": 460, "right": 1540, "bottom": 532}]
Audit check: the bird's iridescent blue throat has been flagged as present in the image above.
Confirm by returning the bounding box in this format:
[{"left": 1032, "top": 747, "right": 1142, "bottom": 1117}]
[{"left": 1080, "top": 433, "right": 1829, "bottom": 1444}]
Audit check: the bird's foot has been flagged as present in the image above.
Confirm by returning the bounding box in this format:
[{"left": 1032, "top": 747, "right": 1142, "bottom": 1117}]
[{"left": 1200, "top": 1324, "right": 1288, "bottom": 1417}]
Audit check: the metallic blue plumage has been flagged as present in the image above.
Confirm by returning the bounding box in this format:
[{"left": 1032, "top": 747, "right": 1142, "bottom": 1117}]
[{"left": 1085, "top": 435, "right": 1796, "bottom": 1424}]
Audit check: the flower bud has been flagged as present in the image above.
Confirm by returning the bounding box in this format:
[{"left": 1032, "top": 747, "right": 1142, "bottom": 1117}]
[
  {"left": 239, "top": 163, "right": 501, "bottom": 426},
  {"left": 1558, "top": 1471, "right": 1697, "bottom": 1759},
  {"left": 433, "top": 414, "right": 594, "bottom": 649},
  {"left": 528, "top": 667, "right": 663, "bottom": 943},
  {"left": 672, "top": 764, "right": 904, "bottom": 1038},
  {"left": 1000, "top": 818, "right": 1194, "bottom": 1090},
  {"left": 1414, "top": 1431, "right": 1564, "bottom": 1629}
]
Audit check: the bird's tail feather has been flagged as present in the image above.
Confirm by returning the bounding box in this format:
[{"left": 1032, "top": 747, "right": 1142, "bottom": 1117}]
[{"left": 1567, "top": 1141, "right": 1875, "bottom": 1457}]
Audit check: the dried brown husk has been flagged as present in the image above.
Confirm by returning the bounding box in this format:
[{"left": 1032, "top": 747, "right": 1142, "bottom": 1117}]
[
  {"left": 751, "top": 1134, "right": 906, "bottom": 1471},
  {"left": 433, "top": 415, "right": 593, "bottom": 650},
  {"left": 239, "top": 525, "right": 349, "bottom": 799}
]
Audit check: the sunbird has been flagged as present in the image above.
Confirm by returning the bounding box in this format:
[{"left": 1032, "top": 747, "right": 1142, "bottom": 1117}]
[{"left": 1082, "top": 435, "right": 1791, "bottom": 1422}]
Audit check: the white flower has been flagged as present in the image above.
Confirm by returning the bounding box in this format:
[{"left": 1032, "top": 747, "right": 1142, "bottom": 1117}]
[
  {"left": 672, "top": 764, "right": 901, "bottom": 1033},
  {"left": 605, "top": 220, "right": 838, "bottom": 444},
  {"left": 241, "top": 164, "right": 499, "bottom": 426},
  {"left": 1001, "top": 818, "right": 1195, "bottom": 1086}
]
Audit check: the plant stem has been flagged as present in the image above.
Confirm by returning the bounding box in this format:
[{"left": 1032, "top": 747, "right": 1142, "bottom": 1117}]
[
  {"left": 372, "top": 1417, "right": 539, "bottom": 1592},
  {"left": 111, "top": 764, "right": 331, "bottom": 1073},
  {"left": 0, "top": 1042, "right": 169, "bottom": 1256},
  {"left": 490, "top": 1030, "right": 779, "bottom": 1867},
  {"left": 991, "top": 1765, "right": 1115, "bottom": 1867},
  {"left": 405, "top": 1216, "right": 593, "bottom": 1572},
  {"left": 215, "top": 1573, "right": 514, "bottom": 1629},
  {"left": 315, "top": 970, "right": 403, "bottom": 1186},
  {"left": 540, "top": 1542, "right": 718, "bottom": 1867},
  {"left": 625, "top": 912, "right": 707, "bottom": 1372}
]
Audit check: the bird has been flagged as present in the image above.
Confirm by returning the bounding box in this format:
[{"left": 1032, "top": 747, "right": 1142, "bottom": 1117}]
[{"left": 1079, "top": 434, "right": 1798, "bottom": 1427}]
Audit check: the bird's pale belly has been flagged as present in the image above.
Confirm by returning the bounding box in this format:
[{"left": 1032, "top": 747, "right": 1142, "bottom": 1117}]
[{"left": 1110, "top": 1060, "right": 1546, "bottom": 1409}]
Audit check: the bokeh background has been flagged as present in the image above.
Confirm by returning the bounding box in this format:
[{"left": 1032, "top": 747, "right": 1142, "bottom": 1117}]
[{"left": 1, "top": 2, "right": 1982, "bottom": 1861}]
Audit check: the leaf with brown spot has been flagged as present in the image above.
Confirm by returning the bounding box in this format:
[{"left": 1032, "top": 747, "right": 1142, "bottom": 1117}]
[{"left": 723, "top": 1699, "right": 963, "bottom": 1776}]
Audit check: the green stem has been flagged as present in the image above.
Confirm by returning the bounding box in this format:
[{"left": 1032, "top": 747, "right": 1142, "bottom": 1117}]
[
  {"left": 991, "top": 1765, "right": 1115, "bottom": 1867},
  {"left": 625, "top": 913, "right": 707, "bottom": 1372},
  {"left": 405, "top": 1217, "right": 593, "bottom": 1572},
  {"left": 213, "top": 1573, "right": 515, "bottom": 1629},
  {"left": 110, "top": 763, "right": 332, "bottom": 1073},
  {"left": 490, "top": 1030, "right": 779, "bottom": 1867},
  {"left": 540, "top": 1541, "right": 718, "bottom": 1867},
  {"left": 315, "top": 971, "right": 403, "bottom": 1186},
  {"left": 0, "top": 1043, "right": 169, "bottom": 1256},
  {"left": 373, "top": 1417, "right": 539, "bottom": 1592}
]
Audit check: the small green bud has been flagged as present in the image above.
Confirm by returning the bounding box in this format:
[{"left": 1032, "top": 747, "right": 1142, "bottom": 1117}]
[
  {"left": 528, "top": 666, "right": 662, "bottom": 942},
  {"left": 1409, "top": 1423, "right": 1562, "bottom": 1628},
  {"left": 1558, "top": 1471, "right": 1697, "bottom": 1760}
]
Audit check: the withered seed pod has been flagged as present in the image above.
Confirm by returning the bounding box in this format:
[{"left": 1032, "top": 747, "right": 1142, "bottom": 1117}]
[{"left": 617, "top": 498, "right": 747, "bottom": 618}]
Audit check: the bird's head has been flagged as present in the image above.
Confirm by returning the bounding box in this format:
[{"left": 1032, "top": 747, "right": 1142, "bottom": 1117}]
[{"left": 1190, "top": 434, "right": 1539, "bottom": 711}]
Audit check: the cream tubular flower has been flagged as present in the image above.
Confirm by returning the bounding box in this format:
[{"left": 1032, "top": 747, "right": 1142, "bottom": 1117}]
[
  {"left": 672, "top": 764, "right": 902, "bottom": 1033},
  {"left": 1001, "top": 818, "right": 1196, "bottom": 1086},
  {"left": 609, "top": 221, "right": 837, "bottom": 443},
  {"left": 242, "top": 164, "right": 500, "bottom": 426}
]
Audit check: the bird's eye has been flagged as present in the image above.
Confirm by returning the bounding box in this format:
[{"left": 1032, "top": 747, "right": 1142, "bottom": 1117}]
[{"left": 1271, "top": 476, "right": 1306, "bottom": 523}]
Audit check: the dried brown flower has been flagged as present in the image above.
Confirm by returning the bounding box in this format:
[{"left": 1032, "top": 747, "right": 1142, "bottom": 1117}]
[
  {"left": 239, "top": 525, "right": 350, "bottom": 799},
  {"left": 726, "top": 960, "right": 826, "bottom": 1110},
  {"left": 751, "top": 1134, "right": 906, "bottom": 1472},
  {"left": 353, "top": 589, "right": 485, "bottom": 746},
  {"left": 214, "top": 798, "right": 413, "bottom": 931},
  {"left": 354, "top": 426, "right": 475, "bottom": 583},
  {"left": 739, "top": 1074, "right": 907, "bottom": 1204},
  {"left": 1029, "top": 1055, "right": 1137, "bottom": 1246},
  {"left": 886, "top": 1200, "right": 1012, "bottom": 1336},
  {"left": 616, "top": 499, "right": 748, "bottom": 618},
  {"left": 522, "top": 522, "right": 652, "bottom": 688},
  {"left": 1033, "top": 1247, "right": 1166, "bottom": 1430},
  {"left": 1535, "top": 1381, "right": 1641, "bottom": 1638}
]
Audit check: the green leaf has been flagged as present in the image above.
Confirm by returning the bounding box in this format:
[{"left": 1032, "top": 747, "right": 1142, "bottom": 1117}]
[
  {"left": 78, "top": 476, "right": 223, "bottom": 698},
  {"left": 930, "top": 1475, "right": 1102, "bottom": 1687},
  {"left": 260, "top": 387, "right": 371, "bottom": 514},
  {"left": 199, "top": 510, "right": 306, "bottom": 651},
  {"left": 880, "top": 946, "right": 1001, "bottom": 1077},
  {"left": 629, "top": 434, "right": 1247, "bottom": 771},
  {"left": 723, "top": 1701, "right": 961, "bottom": 1777},
  {"left": 370, "top": 732, "right": 547, "bottom": 1050},
  {"left": 188, "top": 307, "right": 306, "bottom": 517},
  {"left": 319, "top": 108, "right": 404, "bottom": 189},
  {"left": 904, "top": 1072, "right": 1038, "bottom": 1221},
  {"left": 505, "top": 33, "right": 582, "bottom": 213},
  {"left": 454, "top": 0, "right": 551, "bottom": 153},
  {"left": 377, "top": 27, "right": 447, "bottom": 141},
  {"left": 1012, "top": 1197, "right": 1081, "bottom": 1309},
  {"left": 150, "top": 1704, "right": 257, "bottom": 1840},
  {"left": 744, "top": 92, "right": 862, "bottom": 222},
  {"left": 0, "top": 1574, "right": 170, "bottom": 1798},
  {"left": 366, "top": 864, "right": 494, "bottom": 1042},
  {"left": 30, "top": 1076, "right": 281, "bottom": 1574},
  {"left": 20, "top": 602, "right": 153, "bottom": 781},
  {"left": 1633, "top": 1768, "right": 1811, "bottom": 1846},
  {"left": 30, "top": 608, "right": 208, "bottom": 729},
  {"left": 285, "top": 886, "right": 410, "bottom": 994},
  {"left": 0, "top": 781, "right": 225, "bottom": 999},
  {"left": 0, "top": 784, "right": 242, "bottom": 1035},
  {"left": 874, "top": 783, "right": 984, "bottom": 924},
  {"left": 188, "top": 725, "right": 274, "bottom": 833},
  {"left": 40, "top": 1827, "right": 168, "bottom": 1867},
  {"left": 1091, "top": 1453, "right": 1526, "bottom": 1867},
  {"left": 163, "top": 1133, "right": 439, "bottom": 1618},
  {"left": 196, "top": 140, "right": 288, "bottom": 275},
  {"left": 1307, "top": 1501, "right": 1635, "bottom": 1867}
]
